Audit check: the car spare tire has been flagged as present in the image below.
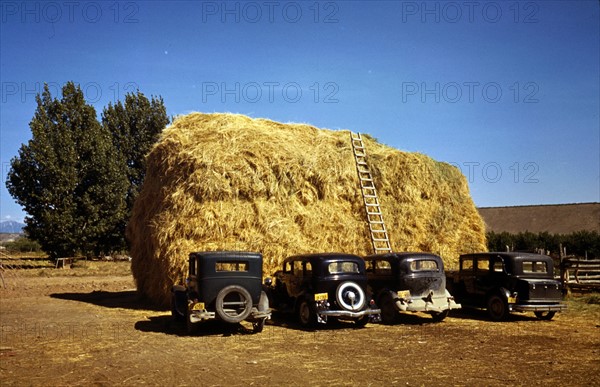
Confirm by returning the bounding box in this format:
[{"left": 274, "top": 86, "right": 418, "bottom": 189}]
[
  {"left": 336, "top": 281, "right": 366, "bottom": 311},
  {"left": 215, "top": 285, "right": 253, "bottom": 324}
]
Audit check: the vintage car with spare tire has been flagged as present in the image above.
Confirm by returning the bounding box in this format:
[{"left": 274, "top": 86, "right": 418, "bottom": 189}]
[
  {"left": 265, "top": 253, "right": 380, "bottom": 328},
  {"left": 171, "top": 251, "right": 271, "bottom": 333}
]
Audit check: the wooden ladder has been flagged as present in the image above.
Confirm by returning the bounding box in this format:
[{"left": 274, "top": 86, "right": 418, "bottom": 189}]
[{"left": 350, "top": 132, "right": 392, "bottom": 254}]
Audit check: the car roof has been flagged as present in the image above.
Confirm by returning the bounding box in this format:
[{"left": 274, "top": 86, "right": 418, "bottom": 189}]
[
  {"left": 460, "top": 252, "right": 552, "bottom": 261},
  {"left": 284, "top": 253, "right": 362, "bottom": 263},
  {"left": 365, "top": 252, "right": 442, "bottom": 260},
  {"left": 189, "top": 251, "right": 262, "bottom": 260}
]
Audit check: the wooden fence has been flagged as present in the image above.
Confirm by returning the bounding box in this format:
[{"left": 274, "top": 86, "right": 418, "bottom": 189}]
[{"left": 560, "top": 257, "right": 600, "bottom": 291}]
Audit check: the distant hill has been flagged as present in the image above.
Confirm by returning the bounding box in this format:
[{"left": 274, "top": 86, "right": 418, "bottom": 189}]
[
  {"left": 478, "top": 203, "right": 600, "bottom": 234},
  {"left": 0, "top": 220, "right": 25, "bottom": 234}
]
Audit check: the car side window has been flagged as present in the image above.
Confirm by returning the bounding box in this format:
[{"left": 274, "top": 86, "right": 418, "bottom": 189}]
[
  {"left": 462, "top": 259, "right": 474, "bottom": 271},
  {"left": 189, "top": 258, "right": 196, "bottom": 276},
  {"left": 476, "top": 258, "right": 489, "bottom": 272},
  {"left": 493, "top": 259, "right": 504, "bottom": 272},
  {"left": 293, "top": 260, "right": 303, "bottom": 275},
  {"left": 284, "top": 261, "right": 292, "bottom": 273},
  {"left": 375, "top": 260, "right": 392, "bottom": 275},
  {"left": 304, "top": 262, "right": 312, "bottom": 277}
]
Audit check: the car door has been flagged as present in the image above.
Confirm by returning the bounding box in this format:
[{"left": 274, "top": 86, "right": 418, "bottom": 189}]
[
  {"left": 462, "top": 257, "right": 477, "bottom": 298},
  {"left": 287, "top": 259, "right": 304, "bottom": 298},
  {"left": 473, "top": 257, "right": 493, "bottom": 303}
]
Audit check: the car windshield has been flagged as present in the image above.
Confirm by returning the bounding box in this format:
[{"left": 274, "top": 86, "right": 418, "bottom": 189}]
[
  {"left": 328, "top": 261, "right": 360, "bottom": 274},
  {"left": 521, "top": 260, "right": 549, "bottom": 274},
  {"left": 410, "top": 259, "right": 439, "bottom": 272}
]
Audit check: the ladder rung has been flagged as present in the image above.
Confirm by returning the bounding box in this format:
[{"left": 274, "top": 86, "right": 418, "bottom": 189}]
[
  {"left": 370, "top": 227, "right": 388, "bottom": 233},
  {"left": 363, "top": 194, "right": 378, "bottom": 198}
]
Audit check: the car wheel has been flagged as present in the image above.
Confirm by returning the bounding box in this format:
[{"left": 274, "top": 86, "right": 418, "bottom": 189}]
[
  {"left": 534, "top": 311, "right": 556, "bottom": 320},
  {"left": 354, "top": 315, "right": 369, "bottom": 328},
  {"left": 298, "top": 299, "right": 317, "bottom": 328},
  {"left": 252, "top": 318, "right": 266, "bottom": 333},
  {"left": 487, "top": 294, "right": 509, "bottom": 321},
  {"left": 215, "top": 285, "right": 253, "bottom": 324},
  {"left": 379, "top": 294, "right": 398, "bottom": 325},
  {"left": 336, "top": 282, "right": 366, "bottom": 311},
  {"left": 431, "top": 309, "right": 449, "bottom": 322}
]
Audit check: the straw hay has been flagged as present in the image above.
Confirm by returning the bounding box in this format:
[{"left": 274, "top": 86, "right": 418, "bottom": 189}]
[{"left": 128, "top": 113, "right": 486, "bottom": 306}]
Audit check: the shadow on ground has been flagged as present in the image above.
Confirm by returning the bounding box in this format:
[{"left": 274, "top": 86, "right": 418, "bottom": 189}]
[
  {"left": 50, "top": 290, "right": 165, "bottom": 312},
  {"left": 449, "top": 307, "right": 540, "bottom": 322},
  {"left": 135, "top": 315, "right": 264, "bottom": 337}
]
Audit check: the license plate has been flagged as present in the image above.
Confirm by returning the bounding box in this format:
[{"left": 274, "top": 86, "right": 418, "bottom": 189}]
[
  {"left": 507, "top": 296, "right": 517, "bottom": 304},
  {"left": 314, "top": 293, "right": 328, "bottom": 301},
  {"left": 192, "top": 302, "right": 205, "bottom": 310},
  {"left": 397, "top": 290, "right": 411, "bottom": 299}
]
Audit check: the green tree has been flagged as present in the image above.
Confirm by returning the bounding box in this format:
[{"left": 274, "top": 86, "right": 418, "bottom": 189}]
[
  {"left": 6, "top": 82, "right": 129, "bottom": 258},
  {"left": 4, "top": 237, "right": 42, "bottom": 253},
  {"left": 102, "top": 92, "right": 169, "bottom": 249}
]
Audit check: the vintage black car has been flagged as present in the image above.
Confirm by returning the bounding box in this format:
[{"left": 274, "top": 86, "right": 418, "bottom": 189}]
[
  {"left": 265, "top": 253, "right": 381, "bottom": 328},
  {"left": 446, "top": 252, "right": 567, "bottom": 321},
  {"left": 365, "top": 252, "right": 461, "bottom": 324},
  {"left": 171, "top": 251, "right": 271, "bottom": 333}
]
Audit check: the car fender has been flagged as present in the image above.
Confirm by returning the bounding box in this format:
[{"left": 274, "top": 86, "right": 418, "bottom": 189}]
[
  {"left": 172, "top": 284, "right": 186, "bottom": 293},
  {"left": 488, "top": 287, "right": 511, "bottom": 301},
  {"left": 378, "top": 289, "right": 398, "bottom": 302},
  {"left": 376, "top": 289, "right": 402, "bottom": 310}
]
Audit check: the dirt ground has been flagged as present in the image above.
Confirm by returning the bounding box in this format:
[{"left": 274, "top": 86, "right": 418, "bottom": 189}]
[{"left": 1, "top": 269, "right": 599, "bottom": 386}]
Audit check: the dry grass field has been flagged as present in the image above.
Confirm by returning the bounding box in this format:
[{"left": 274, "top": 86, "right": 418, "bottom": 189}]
[{"left": 1, "top": 261, "right": 599, "bottom": 386}]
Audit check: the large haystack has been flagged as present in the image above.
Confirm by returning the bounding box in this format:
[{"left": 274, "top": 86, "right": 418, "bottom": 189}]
[{"left": 128, "top": 113, "right": 486, "bottom": 306}]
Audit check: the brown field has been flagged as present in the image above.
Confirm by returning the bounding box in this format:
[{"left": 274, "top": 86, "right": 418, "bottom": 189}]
[{"left": 1, "top": 262, "right": 599, "bottom": 386}]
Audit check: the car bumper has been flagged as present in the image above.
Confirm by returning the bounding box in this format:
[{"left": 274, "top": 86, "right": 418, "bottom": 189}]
[
  {"left": 318, "top": 308, "right": 381, "bottom": 319},
  {"left": 510, "top": 303, "right": 567, "bottom": 313},
  {"left": 395, "top": 296, "right": 461, "bottom": 313},
  {"left": 189, "top": 308, "right": 271, "bottom": 324}
]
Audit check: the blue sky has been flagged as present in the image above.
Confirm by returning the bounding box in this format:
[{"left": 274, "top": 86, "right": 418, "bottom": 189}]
[{"left": 1, "top": 0, "right": 599, "bottom": 223}]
